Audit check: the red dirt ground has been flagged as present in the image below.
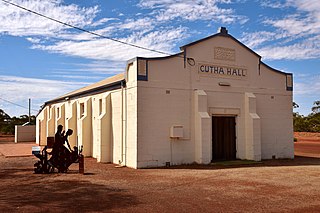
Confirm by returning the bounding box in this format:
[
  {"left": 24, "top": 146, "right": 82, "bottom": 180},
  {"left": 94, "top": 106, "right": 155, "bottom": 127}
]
[
  {"left": 294, "top": 132, "right": 320, "bottom": 158},
  {"left": 0, "top": 155, "right": 319, "bottom": 212},
  {"left": 0, "top": 134, "right": 15, "bottom": 143},
  {"left": 0, "top": 133, "right": 319, "bottom": 212},
  {"left": 0, "top": 134, "right": 36, "bottom": 157}
]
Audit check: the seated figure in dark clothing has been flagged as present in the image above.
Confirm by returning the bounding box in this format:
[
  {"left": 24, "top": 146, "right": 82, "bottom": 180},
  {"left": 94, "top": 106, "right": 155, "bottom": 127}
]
[
  {"left": 55, "top": 125, "right": 65, "bottom": 142},
  {"left": 49, "top": 126, "right": 73, "bottom": 172},
  {"left": 34, "top": 126, "right": 82, "bottom": 174},
  {"left": 51, "top": 125, "right": 64, "bottom": 157}
]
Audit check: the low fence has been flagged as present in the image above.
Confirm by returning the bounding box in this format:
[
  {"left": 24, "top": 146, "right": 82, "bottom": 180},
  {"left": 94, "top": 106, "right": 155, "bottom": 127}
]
[{"left": 15, "top": 125, "right": 36, "bottom": 143}]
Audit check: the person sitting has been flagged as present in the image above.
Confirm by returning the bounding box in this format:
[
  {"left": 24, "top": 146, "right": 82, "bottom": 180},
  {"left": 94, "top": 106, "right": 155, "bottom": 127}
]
[
  {"left": 49, "top": 125, "right": 66, "bottom": 170},
  {"left": 50, "top": 125, "right": 64, "bottom": 157},
  {"left": 58, "top": 129, "right": 74, "bottom": 172}
]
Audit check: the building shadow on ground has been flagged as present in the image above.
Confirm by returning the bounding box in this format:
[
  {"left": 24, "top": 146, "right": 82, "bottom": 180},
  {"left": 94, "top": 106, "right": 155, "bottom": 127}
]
[
  {"left": 0, "top": 168, "right": 140, "bottom": 212},
  {"left": 154, "top": 156, "right": 320, "bottom": 170}
]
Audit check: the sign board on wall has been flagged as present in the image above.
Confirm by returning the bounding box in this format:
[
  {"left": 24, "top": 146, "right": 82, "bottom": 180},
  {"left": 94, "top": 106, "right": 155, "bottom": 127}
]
[
  {"left": 198, "top": 63, "right": 247, "bottom": 79},
  {"left": 214, "top": 47, "right": 236, "bottom": 61}
]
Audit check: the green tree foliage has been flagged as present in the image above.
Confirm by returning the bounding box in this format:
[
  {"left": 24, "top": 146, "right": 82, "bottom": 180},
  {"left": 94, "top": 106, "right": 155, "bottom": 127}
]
[
  {"left": 0, "top": 109, "right": 36, "bottom": 135},
  {"left": 293, "top": 101, "right": 320, "bottom": 132},
  {"left": 0, "top": 109, "right": 11, "bottom": 134}
]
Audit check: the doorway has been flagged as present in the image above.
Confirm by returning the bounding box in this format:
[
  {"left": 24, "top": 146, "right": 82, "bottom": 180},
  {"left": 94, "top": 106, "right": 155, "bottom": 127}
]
[{"left": 212, "top": 116, "right": 236, "bottom": 161}]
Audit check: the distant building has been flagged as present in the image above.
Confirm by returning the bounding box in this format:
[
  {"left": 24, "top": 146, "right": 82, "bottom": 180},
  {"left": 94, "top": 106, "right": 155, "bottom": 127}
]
[{"left": 36, "top": 27, "right": 294, "bottom": 168}]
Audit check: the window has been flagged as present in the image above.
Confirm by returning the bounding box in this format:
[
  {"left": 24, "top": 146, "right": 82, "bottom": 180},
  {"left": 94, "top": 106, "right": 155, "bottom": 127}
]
[
  {"left": 99, "top": 99, "right": 103, "bottom": 115},
  {"left": 57, "top": 107, "right": 60, "bottom": 118},
  {"left": 286, "top": 74, "right": 293, "bottom": 91},
  {"left": 80, "top": 103, "right": 85, "bottom": 118},
  {"left": 48, "top": 106, "right": 51, "bottom": 119}
]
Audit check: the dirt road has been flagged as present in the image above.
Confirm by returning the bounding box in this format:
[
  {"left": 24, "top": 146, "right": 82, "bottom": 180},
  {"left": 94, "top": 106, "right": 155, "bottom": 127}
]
[
  {"left": 0, "top": 155, "right": 319, "bottom": 212},
  {"left": 294, "top": 132, "right": 320, "bottom": 158},
  {"left": 0, "top": 133, "right": 319, "bottom": 212}
]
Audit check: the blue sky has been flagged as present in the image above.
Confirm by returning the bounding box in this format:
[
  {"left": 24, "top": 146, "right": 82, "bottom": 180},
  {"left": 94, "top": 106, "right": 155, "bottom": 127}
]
[{"left": 0, "top": 0, "right": 319, "bottom": 116}]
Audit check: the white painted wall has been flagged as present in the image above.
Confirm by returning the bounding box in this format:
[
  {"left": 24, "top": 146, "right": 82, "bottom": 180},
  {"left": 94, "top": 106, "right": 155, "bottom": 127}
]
[
  {"left": 15, "top": 125, "right": 36, "bottom": 142},
  {"left": 36, "top": 30, "right": 293, "bottom": 169},
  {"left": 135, "top": 32, "right": 293, "bottom": 167},
  {"left": 36, "top": 107, "right": 47, "bottom": 145},
  {"left": 77, "top": 97, "right": 92, "bottom": 157},
  {"left": 46, "top": 106, "right": 55, "bottom": 138},
  {"left": 65, "top": 101, "right": 77, "bottom": 148}
]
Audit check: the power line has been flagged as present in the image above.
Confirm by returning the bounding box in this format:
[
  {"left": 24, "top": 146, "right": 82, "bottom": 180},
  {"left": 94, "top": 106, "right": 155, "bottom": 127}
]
[
  {"left": 0, "top": 97, "right": 38, "bottom": 112},
  {"left": 1, "top": 0, "right": 175, "bottom": 57}
]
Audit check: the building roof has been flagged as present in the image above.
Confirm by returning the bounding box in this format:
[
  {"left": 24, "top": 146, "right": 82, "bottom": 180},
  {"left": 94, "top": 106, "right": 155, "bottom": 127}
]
[
  {"left": 260, "top": 61, "right": 290, "bottom": 75},
  {"left": 44, "top": 73, "right": 125, "bottom": 105},
  {"left": 180, "top": 27, "right": 261, "bottom": 59},
  {"left": 39, "top": 27, "right": 290, "bottom": 115}
]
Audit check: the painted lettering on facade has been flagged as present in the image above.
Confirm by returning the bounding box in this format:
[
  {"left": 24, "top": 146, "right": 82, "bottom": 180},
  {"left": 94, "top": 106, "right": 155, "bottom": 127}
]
[{"left": 198, "top": 64, "right": 247, "bottom": 78}]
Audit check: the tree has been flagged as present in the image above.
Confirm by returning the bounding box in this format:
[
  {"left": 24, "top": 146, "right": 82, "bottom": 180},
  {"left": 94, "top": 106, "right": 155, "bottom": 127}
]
[
  {"left": 293, "top": 113, "right": 309, "bottom": 132},
  {"left": 311, "top": 101, "right": 320, "bottom": 113},
  {"left": 292, "top": 101, "right": 320, "bottom": 132},
  {"left": 307, "top": 113, "right": 320, "bottom": 132},
  {"left": 0, "top": 109, "right": 36, "bottom": 135},
  {"left": 0, "top": 109, "right": 11, "bottom": 133},
  {"left": 0, "top": 109, "right": 10, "bottom": 123}
]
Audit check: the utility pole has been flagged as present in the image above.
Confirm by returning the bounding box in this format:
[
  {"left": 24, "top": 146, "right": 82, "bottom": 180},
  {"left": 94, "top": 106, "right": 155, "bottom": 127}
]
[{"left": 28, "top": 98, "right": 31, "bottom": 123}]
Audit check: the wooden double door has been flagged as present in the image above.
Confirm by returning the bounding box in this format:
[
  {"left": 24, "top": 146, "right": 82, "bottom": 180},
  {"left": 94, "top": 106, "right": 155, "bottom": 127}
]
[{"left": 212, "top": 116, "right": 236, "bottom": 161}]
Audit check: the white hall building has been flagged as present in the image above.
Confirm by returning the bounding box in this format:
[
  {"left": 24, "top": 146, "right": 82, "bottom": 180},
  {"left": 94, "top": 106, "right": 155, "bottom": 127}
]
[{"left": 36, "top": 27, "right": 294, "bottom": 168}]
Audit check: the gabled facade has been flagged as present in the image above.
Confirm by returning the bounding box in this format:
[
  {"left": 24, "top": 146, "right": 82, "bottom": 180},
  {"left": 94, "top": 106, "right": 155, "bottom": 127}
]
[{"left": 36, "top": 27, "right": 294, "bottom": 168}]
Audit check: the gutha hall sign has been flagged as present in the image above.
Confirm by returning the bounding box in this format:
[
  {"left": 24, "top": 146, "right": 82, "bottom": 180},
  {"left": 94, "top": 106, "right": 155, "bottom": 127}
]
[{"left": 198, "top": 64, "right": 247, "bottom": 78}]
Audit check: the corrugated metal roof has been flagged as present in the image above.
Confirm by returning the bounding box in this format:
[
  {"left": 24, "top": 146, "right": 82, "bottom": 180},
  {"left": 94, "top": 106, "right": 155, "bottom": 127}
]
[
  {"left": 45, "top": 73, "right": 125, "bottom": 105},
  {"left": 58, "top": 73, "right": 124, "bottom": 99}
]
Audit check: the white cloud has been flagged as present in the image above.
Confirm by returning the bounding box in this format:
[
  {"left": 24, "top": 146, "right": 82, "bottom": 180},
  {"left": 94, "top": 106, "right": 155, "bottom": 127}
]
[
  {"left": 295, "top": 81, "right": 320, "bottom": 96},
  {"left": 54, "top": 26, "right": 117, "bottom": 42},
  {"left": 64, "top": 60, "right": 126, "bottom": 74},
  {"left": 91, "top": 17, "right": 118, "bottom": 27},
  {"left": 139, "top": 0, "right": 232, "bottom": 8},
  {"left": 0, "top": 75, "right": 88, "bottom": 100},
  {"left": 46, "top": 74, "right": 103, "bottom": 80},
  {"left": 26, "top": 37, "right": 42, "bottom": 44},
  {"left": 292, "top": 73, "right": 320, "bottom": 115},
  {"left": 138, "top": 0, "right": 247, "bottom": 24},
  {"left": 0, "top": 75, "right": 89, "bottom": 116},
  {"left": 293, "top": 76, "right": 320, "bottom": 115},
  {"left": 260, "top": 0, "right": 288, "bottom": 9},
  {"left": 288, "top": 0, "right": 320, "bottom": 14},
  {"left": 0, "top": 0, "right": 248, "bottom": 63},
  {"left": 119, "top": 17, "right": 154, "bottom": 31},
  {"left": 48, "top": 60, "right": 127, "bottom": 79},
  {"left": 0, "top": 0, "right": 100, "bottom": 37},
  {"left": 244, "top": 0, "right": 320, "bottom": 60},
  {"left": 264, "top": 15, "right": 319, "bottom": 37},
  {"left": 241, "top": 31, "right": 277, "bottom": 48},
  {"left": 32, "top": 27, "right": 188, "bottom": 61},
  {"left": 256, "top": 36, "right": 320, "bottom": 60}
]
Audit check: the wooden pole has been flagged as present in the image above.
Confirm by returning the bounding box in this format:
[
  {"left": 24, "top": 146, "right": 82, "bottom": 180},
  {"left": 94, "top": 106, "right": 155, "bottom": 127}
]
[
  {"left": 28, "top": 98, "right": 31, "bottom": 123},
  {"left": 79, "top": 154, "right": 84, "bottom": 174}
]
